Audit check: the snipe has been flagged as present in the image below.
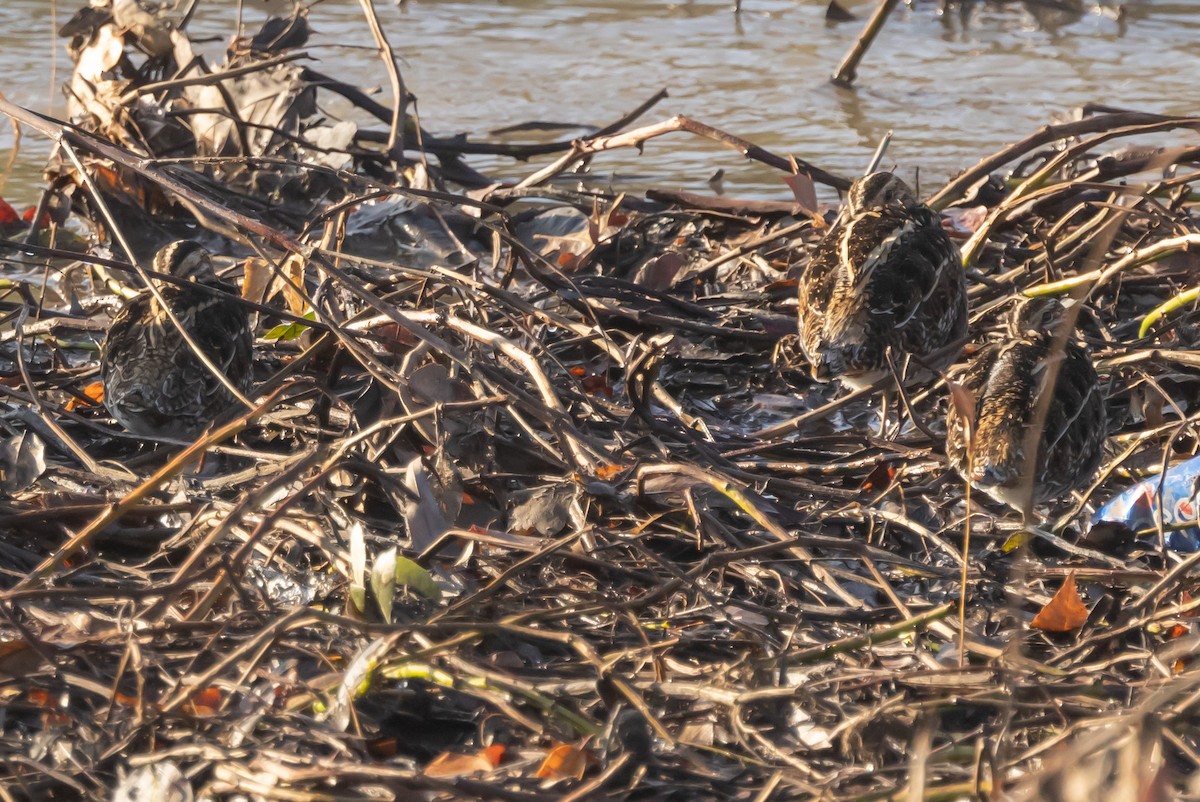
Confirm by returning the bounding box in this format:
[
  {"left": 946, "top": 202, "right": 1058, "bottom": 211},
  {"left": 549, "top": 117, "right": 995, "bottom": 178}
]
[
  {"left": 101, "top": 240, "right": 253, "bottom": 439},
  {"left": 945, "top": 297, "right": 1107, "bottom": 516},
  {"left": 797, "top": 172, "right": 968, "bottom": 425}
]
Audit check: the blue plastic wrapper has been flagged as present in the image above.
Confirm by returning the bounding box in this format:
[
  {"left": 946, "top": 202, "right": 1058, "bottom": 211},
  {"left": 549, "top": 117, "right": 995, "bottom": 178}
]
[{"left": 1092, "top": 454, "right": 1200, "bottom": 552}]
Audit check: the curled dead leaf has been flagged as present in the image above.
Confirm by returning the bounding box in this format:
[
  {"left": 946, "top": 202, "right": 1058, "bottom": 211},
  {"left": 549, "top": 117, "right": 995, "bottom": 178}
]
[
  {"left": 0, "top": 639, "right": 44, "bottom": 679},
  {"left": 594, "top": 463, "right": 629, "bottom": 481},
  {"left": 860, "top": 462, "right": 897, "bottom": 492},
  {"left": 424, "top": 745, "right": 505, "bottom": 778},
  {"left": 1031, "top": 571, "right": 1088, "bottom": 633},
  {"left": 180, "top": 686, "right": 222, "bottom": 717},
  {"left": 241, "top": 257, "right": 272, "bottom": 304},
  {"left": 535, "top": 742, "right": 589, "bottom": 781},
  {"left": 67, "top": 381, "right": 105, "bottom": 411},
  {"left": 783, "top": 167, "right": 817, "bottom": 213}
]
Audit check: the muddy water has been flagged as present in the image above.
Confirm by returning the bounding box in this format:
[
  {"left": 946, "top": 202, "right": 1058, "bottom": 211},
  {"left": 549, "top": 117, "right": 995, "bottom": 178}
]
[{"left": 0, "top": 0, "right": 1197, "bottom": 206}]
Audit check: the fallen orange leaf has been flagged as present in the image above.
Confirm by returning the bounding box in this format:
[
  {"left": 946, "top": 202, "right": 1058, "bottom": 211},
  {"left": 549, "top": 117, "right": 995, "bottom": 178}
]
[
  {"left": 861, "top": 462, "right": 897, "bottom": 492},
  {"left": 376, "top": 321, "right": 418, "bottom": 353},
  {"left": 763, "top": 278, "right": 799, "bottom": 293},
  {"left": 581, "top": 374, "right": 612, "bottom": 398},
  {"left": 535, "top": 743, "right": 588, "bottom": 781},
  {"left": 479, "top": 744, "right": 506, "bottom": 767},
  {"left": 595, "top": 463, "right": 627, "bottom": 481},
  {"left": 366, "top": 737, "right": 398, "bottom": 758},
  {"left": 1182, "top": 590, "right": 1197, "bottom": 618},
  {"left": 424, "top": 747, "right": 502, "bottom": 778},
  {"left": 0, "top": 639, "right": 36, "bottom": 675},
  {"left": 66, "top": 381, "right": 105, "bottom": 411},
  {"left": 26, "top": 687, "right": 53, "bottom": 708},
  {"left": 42, "top": 710, "right": 72, "bottom": 728},
  {"left": 1031, "top": 571, "right": 1088, "bottom": 633},
  {"left": 181, "top": 686, "right": 223, "bottom": 717}
]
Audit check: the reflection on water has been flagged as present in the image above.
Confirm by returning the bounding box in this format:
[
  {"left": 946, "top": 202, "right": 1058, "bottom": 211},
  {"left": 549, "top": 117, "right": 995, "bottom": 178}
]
[{"left": 0, "top": 0, "right": 1197, "bottom": 204}]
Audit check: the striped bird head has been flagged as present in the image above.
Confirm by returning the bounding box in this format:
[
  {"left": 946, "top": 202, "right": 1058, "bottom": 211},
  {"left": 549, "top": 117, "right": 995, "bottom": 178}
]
[
  {"left": 1006, "top": 295, "right": 1075, "bottom": 339},
  {"left": 154, "top": 240, "right": 218, "bottom": 284},
  {"left": 844, "top": 172, "right": 917, "bottom": 218}
]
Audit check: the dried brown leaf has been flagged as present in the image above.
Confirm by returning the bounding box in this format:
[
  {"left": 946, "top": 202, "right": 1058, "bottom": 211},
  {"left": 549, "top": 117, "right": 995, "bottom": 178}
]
[
  {"left": 1031, "top": 571, "right": 1088, "bottom": 633},
  {"left": 535, "top": 743, "right": 588, "bottom": 781},
  {"left": 424, "top": 746, "right": 503, "bottom": 778}
]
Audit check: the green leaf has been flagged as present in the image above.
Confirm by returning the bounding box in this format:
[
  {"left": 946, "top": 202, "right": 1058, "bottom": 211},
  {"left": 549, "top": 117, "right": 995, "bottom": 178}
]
[
  {"left": 394, "top": 556, "right": 441, "bottom": 601},
  {"left": 264, "top": 310, "right": 316, "bottom": 341},
  {"left": 1001, "top": 530, "right": 1032, "bottom": 553}
]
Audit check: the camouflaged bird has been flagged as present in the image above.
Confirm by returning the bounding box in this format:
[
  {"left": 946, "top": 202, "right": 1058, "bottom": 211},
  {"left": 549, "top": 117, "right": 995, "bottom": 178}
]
[
  {"left": 945, "top": 297, "right": 1106, "bottom": 515},
  {"left": 101, "top": 240, "right": 253, "bottom": 439},
  {"left": 797, "top": 172, "right": 968, "bottom": 390}
]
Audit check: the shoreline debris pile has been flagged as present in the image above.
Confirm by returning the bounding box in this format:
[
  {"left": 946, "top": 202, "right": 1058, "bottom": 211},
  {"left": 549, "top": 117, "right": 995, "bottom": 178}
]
[{"left": 1, "top": 2, "right": 1199, "bottom": 799}]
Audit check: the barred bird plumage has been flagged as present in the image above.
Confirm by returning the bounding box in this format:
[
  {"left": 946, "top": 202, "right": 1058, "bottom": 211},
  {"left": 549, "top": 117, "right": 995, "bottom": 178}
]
[
  {"left": 101, "top": 240, "right": 253, "bottom": 439},
  {"left": 797, "top": 172, "right": 968, "bottom": 391},
  {"left": 945, "top": 297, "right": 1107, "bottom": 516}
]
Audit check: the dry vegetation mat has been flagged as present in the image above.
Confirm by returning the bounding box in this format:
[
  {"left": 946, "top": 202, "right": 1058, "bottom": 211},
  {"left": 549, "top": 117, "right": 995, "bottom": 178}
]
[{"left": 0, "top": 3, "right": 1199, "bottom": 800}]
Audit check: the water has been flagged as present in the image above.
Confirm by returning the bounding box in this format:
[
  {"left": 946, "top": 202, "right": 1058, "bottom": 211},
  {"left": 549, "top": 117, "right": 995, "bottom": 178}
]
[{"left": 0, "top": 0, "right": 1197, "bottom": 207}]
